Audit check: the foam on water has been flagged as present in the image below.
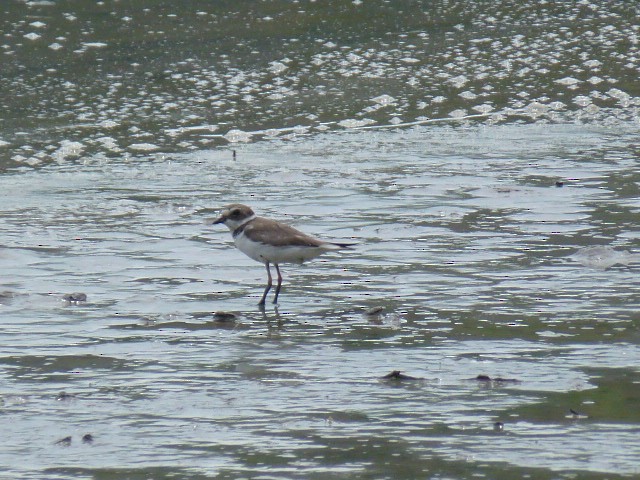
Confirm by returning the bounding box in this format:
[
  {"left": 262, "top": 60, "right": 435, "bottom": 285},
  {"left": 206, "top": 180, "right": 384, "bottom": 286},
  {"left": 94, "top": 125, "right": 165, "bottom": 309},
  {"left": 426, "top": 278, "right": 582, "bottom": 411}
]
[{"left": 1, "top": 1, "right": 639, "bottom": 168}]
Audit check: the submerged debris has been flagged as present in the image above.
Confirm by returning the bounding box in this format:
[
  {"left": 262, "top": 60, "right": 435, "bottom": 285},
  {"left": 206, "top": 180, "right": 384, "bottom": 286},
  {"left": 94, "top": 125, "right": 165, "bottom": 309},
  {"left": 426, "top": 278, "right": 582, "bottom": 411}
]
[
  {"left": 55, "top": 391, "right": 75, "bottom": 401},
  {"left": 382, "top": 370, "right": 421, "bottom": 381},
  {"left": 62, "top": 292, "right": 87, "bottom": 303},
  {"left": 213, "top": 311, "right": 237, "bottom": 322},
  {"left": 474, "top": 375, "right": 521, "bottom": 384},
  {"left": 364, "top": 306, "right": 385, "bottom": 316},
  {"left": 55, "top": 434, "right": 94, "bottom": 446},
  {"left": 570, "top": 246, "right": 639, "bottom": 270},
  {"left": 568, "top": 408, "right": 589, "bottom": 419},
  {"left": 55, "top": 436, "right": 72, "bottom": 446}
]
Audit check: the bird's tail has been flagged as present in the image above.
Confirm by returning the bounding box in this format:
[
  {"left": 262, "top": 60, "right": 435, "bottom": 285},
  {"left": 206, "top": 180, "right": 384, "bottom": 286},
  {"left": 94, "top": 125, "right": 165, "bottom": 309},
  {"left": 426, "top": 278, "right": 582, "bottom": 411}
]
[{"left": 331, "top": 242, "right": 356, "bottom": 249}]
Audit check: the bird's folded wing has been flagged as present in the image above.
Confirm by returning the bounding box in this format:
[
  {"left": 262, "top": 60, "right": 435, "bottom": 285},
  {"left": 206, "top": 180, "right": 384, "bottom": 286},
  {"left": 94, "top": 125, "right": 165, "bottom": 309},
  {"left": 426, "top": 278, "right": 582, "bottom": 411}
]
[{"left": 245, "top": 219, "right": 325, "bottom": 247}]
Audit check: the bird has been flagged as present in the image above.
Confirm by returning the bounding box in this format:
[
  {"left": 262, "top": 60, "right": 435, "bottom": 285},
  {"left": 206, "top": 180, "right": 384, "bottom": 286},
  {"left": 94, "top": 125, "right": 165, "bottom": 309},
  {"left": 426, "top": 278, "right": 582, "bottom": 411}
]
[{"left": 213, "top": 204, "right": 353, "bottom": 305}]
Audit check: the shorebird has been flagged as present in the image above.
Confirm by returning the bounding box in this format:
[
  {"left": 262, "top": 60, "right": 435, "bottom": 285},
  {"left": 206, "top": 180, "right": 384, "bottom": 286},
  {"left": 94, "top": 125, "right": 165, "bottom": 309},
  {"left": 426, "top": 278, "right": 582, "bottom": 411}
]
[{"left": 213, "top": 204, "right": 353, "bottom": 305}]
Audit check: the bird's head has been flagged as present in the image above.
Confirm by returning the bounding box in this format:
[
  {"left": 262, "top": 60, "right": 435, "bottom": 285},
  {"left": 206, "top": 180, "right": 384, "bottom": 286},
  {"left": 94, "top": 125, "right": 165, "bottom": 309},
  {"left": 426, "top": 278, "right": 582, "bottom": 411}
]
[{"left": 213, "top": 204, "right": 256, "bottom": 231}]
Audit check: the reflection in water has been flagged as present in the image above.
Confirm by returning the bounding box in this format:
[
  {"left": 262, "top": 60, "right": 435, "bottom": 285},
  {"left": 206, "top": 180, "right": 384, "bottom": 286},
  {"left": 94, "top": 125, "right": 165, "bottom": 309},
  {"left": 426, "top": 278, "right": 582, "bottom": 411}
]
[
  {"left": 571, "top": 245, "right": 640, "bottom": 270},
  {"left": 261, "top": 305, "right": 286, "bottom": 332}
]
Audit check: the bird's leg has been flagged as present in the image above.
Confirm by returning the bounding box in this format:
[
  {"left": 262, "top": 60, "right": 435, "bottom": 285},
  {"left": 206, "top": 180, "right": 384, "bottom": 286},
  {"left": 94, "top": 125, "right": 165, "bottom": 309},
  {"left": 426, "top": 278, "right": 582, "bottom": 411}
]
[
  {"left": 273, "top": 264, "right": 283, "bottom": 304},
  {"left": 259, "top": 262, "right": 272, "bottom": 306}
]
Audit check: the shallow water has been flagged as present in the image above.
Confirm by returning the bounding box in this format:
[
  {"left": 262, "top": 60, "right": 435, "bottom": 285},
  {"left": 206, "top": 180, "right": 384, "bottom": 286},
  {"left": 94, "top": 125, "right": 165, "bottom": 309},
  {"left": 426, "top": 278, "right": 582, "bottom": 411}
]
[
  {"left": 2, "top": 1, "right": 640, "bottom": 479},
  {"left": 1, "top": 124, "right": 639, "bottom": 479}
]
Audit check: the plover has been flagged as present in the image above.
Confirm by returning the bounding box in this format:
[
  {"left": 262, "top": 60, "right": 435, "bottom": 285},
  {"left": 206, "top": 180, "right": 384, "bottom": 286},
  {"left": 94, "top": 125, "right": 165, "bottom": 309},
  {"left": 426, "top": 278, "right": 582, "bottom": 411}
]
[{"left": 213, "top": 204, "right": 353, "bottom": 305}]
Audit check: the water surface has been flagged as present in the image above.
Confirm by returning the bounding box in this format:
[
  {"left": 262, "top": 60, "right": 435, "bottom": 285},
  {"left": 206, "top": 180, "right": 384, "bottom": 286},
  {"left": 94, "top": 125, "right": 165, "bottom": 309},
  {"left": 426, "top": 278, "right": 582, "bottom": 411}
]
[
  {"left": 2, "top": 124, "right": 639, "bottom": 479},
  {"left": 1, "top": 1, "right": 639, "bottom": 479}
]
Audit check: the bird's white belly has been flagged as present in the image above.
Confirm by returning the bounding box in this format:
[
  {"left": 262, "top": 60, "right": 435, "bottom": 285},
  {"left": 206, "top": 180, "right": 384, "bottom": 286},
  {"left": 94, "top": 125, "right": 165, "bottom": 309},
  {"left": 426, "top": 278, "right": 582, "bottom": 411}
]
[{"left": 234, "top": 234, "right": 328, "bottom": 264}]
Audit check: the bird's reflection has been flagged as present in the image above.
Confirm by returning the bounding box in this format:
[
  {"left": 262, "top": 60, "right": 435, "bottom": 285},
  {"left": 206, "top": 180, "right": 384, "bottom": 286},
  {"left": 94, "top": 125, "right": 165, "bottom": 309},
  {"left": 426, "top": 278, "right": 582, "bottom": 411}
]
[{"left": 260, "top": 304, "right": 285, "bottom": 330}]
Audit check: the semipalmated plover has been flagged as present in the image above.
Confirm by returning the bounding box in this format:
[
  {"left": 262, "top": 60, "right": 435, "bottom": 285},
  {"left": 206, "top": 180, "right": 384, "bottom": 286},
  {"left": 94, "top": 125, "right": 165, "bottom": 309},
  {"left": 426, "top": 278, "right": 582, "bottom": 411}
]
[{"left": 213, "top": 204, "right": 353, "bottom": 305}]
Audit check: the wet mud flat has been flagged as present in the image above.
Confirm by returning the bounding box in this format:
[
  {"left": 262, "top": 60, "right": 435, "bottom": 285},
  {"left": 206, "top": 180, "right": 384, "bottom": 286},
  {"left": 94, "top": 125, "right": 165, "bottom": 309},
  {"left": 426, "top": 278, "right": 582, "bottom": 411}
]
[
  {"left": 1, "top": 123, "right": 639, "bottom": 478},
  {"left": 2, "top": 0, "right": 639, "bottom": 478}
]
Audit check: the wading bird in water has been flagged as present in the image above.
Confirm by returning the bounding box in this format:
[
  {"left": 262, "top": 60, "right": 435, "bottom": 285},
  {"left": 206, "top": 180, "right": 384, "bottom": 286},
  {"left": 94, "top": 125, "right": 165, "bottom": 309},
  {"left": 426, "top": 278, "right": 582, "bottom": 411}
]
[{"left": 213, "top": 204, "right": 353, "bottom": 306}]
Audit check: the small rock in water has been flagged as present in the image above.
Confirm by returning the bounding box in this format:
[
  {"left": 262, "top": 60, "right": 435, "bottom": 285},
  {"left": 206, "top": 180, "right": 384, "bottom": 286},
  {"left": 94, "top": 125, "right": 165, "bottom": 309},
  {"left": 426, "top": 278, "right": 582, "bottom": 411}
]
[
  {"left": 493, "top": 422, "right": 505, "bottom": 432},
  {"left": 55, "top": 436, "right": 72, "bottom": 446},
  {"left": 63, "top": 292, "right": 87, "bottom": 303},
  {"left": 213, "top": 311, "right": 237, "bottom": 322},
  {"left": 365, "top": 306, "right": 385, "bottom": 316},
  {"left": 82, "top": 434, "right": 94, "bottom": 444},
  {"left": 382, "top": 370, "right": 420, "bottom": 381},
  {"left": 56, "top": 391, "right": 74, "bottom": 401}
]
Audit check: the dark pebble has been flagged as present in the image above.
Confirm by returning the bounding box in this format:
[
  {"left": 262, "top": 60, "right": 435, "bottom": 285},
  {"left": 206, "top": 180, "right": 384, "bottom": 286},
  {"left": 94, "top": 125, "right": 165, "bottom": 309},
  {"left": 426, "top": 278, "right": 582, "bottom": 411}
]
[{"left": 82, "top": 434, "right": 94, "bottom": 444}]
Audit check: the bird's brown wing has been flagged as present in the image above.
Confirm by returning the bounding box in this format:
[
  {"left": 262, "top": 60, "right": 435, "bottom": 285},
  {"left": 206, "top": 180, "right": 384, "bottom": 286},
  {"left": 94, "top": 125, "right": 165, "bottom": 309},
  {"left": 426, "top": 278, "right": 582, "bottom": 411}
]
[{"left": 244, "top": 218, "right": 325, "bottom": 247}]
